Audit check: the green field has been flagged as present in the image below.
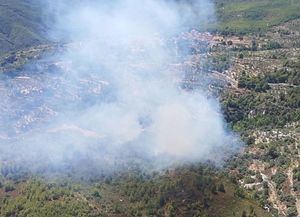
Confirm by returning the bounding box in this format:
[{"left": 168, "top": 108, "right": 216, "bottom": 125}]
[{"left": 214, "top": 0, "right": 300, "bottom": 33}]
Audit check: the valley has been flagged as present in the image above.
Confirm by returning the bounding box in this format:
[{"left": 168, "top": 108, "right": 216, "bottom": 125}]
[{"left": 0, "top": 0, "right": 299, "bottom": 217}]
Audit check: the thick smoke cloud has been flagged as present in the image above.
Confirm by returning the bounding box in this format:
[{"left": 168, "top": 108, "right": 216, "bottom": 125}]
[{"left": 0, "top": 0, "right": 240, "bottom": 174}]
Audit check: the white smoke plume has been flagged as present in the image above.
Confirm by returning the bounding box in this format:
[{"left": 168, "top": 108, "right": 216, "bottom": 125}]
[{"left": 0, "top": 0, "right": 240, "bottom": 174}]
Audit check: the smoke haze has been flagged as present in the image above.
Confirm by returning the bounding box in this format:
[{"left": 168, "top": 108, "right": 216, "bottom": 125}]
[{"left": 0, "top": 0, "right": 241, "bottom": 174}]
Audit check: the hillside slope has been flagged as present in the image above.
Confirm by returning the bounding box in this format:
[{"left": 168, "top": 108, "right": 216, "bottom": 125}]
[
  {"left": 0, "top": 0, "right": 299, "bottom": 216},
  {"left": 214, "top": 0, "right": 300, "bottom": 34},
  {"left": 0, "top": 0, "right": 48, "bottom": 56},
  {"left": 0, "top": 166, "right": 271, "bottom": 217}
]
